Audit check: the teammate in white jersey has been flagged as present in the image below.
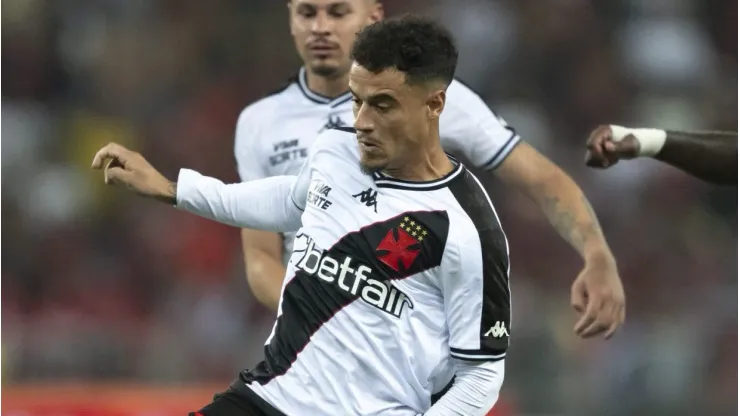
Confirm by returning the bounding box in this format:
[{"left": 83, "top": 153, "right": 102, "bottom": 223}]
[
  {"left": 238, "top": 0, "right": 625, "bottom": 345},
  {"left": 92, "top": 16, "right": 578, "bottom": 415}
]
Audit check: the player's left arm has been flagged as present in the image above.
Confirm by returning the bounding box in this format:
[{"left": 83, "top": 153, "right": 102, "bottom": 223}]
[
  {"left": 441, "top": 83, "right": 614, "bottom": 270},
  {"left": 496, "top": 142, "right": 611, "bottom": 266},
  {"left": 441, "top": 87, "right": 625, "bottom": 339},
  {"left": 495, "top": 143, "right": 625, "bottom": 338}
]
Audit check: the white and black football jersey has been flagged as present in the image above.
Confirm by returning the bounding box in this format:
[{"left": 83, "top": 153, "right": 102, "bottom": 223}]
[
  {"left": 234, "top": 67, "right": 520, "bottom": 264},
  {"left": 224, "top": 127, "right": 513, "bottom": 416}
]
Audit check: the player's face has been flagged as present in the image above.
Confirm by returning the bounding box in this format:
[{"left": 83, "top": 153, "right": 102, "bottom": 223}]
[
  {"left": 349, "top": 63, "right": 446, "bottom": 174},
  {"left": 288, "top": 0, "right": 382, "bottom": 78}
]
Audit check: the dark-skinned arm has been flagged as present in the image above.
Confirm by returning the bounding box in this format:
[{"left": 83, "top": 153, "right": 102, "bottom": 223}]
[
  {"left": 586, "top": 125, "right": 737, "bottom": 186},
  {"left": 656, "top": 130, "right": 737, "bottom": 185}
]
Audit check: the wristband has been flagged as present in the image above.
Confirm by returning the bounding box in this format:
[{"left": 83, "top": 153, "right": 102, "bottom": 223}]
[{"left": 609, "top": 125, "right": 667, "bottom": 157}]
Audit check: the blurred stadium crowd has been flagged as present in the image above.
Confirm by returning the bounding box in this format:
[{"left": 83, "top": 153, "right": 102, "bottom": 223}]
[{"left": 2, "top": 0, "right": 737, "bottom": 415}]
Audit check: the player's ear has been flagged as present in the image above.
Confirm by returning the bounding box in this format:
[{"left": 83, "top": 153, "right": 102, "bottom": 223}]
[{"left": 426, "top": 89, "right": 446, "bottom": 120}]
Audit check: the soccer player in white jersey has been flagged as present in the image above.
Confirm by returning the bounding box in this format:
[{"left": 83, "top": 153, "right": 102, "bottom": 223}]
[
  {"left": 93, "top": 16, "right": 624, "bottom": 416},
  {"left": 237, "top": 0, "right": 625, "bottom": 344}
]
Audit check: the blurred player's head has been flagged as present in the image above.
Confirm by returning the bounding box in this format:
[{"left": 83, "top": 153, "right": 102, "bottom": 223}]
[
  {"left": 288, "top": 0, "right": 383, "bottom": 78},
  {"left": 349, "top": 15, "right": 458, "bottom": 174}
]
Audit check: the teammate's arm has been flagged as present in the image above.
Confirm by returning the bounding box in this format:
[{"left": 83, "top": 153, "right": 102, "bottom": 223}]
[
  {"left": 241, "top": 230, "right": 285, "bottom": 311},
  {"left": 90, "top": 143, "right": 309, "bottom": 232},
  {"left": 235, "top": 107, "right": 289, "bottom": 311},
  {"left": 586, "top": 125, "right": 738, "bottom": 185}
]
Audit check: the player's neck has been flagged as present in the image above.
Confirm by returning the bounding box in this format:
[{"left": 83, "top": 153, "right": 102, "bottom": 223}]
[
  {"left": 305, "top": 70, "right": 350, "bottom": 98},
  {"left": 384, "top": 141, "right": 453, "bottom": 182}
]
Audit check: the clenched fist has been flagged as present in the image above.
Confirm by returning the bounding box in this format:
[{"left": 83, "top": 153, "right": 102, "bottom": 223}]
[
  {"left": 584, "top": 125, "right": 640, "bottom": 169},
  {"left": 91, "top": 142, "right": 177, "bottom": 204}
]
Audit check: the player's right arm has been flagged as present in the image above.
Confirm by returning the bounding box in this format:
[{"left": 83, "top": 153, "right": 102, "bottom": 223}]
[
  {"left": 586, "top": 125, "right": 738, "bottom": 185},
  {"left": 90, "top": 142, "right": 311, "bottom": 232},
  {"left": 234, "top": 106, "right": 288, "bottom": 311}
]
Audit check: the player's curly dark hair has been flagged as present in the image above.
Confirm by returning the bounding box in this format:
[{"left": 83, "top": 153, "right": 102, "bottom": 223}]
[{"left": 350, "top": 15, "right": 458, "bottom": 86}]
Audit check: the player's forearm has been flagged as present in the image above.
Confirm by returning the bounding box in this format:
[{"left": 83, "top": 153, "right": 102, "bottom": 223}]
[
  {"left": 497, "top": 143, "right": 613, "bottom": 264},
  {"left": 424, "top": 360, "right": 503, "bottom": 416},
  {"left": 175, "top": 169, "right": 303, "bottom": 232},
  {"left": 655, "top": 130, "right": 737, "bottom": 185},
  {"left": 529, "top": 173, "right": 613, "bottom": 264}
]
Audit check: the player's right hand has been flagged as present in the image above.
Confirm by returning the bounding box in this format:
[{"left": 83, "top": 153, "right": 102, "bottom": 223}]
[
  {"left": 91, "top": 142, "right": 177, "bottom": 204},
  {"left": 585, "top": 125, "right": 640, "bottom": 169}
]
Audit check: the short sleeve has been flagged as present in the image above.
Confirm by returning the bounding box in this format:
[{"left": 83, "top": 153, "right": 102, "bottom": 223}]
[
  {"left": 234, "top": 106, "right": 269, "bottom": 182},
  {"left": 439, "top": 81, "right": 521, "bottom": 171},
  {"left": 441, "top": 232, "right": 510, "bottom": 362}
]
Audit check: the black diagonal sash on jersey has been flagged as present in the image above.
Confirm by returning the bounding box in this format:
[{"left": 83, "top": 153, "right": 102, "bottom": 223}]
[{"left": 243, "top": 210, "right": 449, "bottom": 385}]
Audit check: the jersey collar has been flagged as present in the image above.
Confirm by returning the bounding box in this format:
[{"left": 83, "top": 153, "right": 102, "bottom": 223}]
[
  {"left": 297, "top": 67, "right": 353, "bottom": 107},
  {"left": 372, "top": 156, "right": 464, "bottom": 191}
]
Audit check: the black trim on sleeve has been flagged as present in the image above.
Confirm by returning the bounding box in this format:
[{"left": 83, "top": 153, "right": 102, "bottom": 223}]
[
  {"left": 480, "top": 127, "right": 521, "bottom": 171},
  {"left": 447, "top": 168, "right": 511, "bottom": 356},
  {"left": 450, "top": 347, "right": 506, "bottom": 362}
]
